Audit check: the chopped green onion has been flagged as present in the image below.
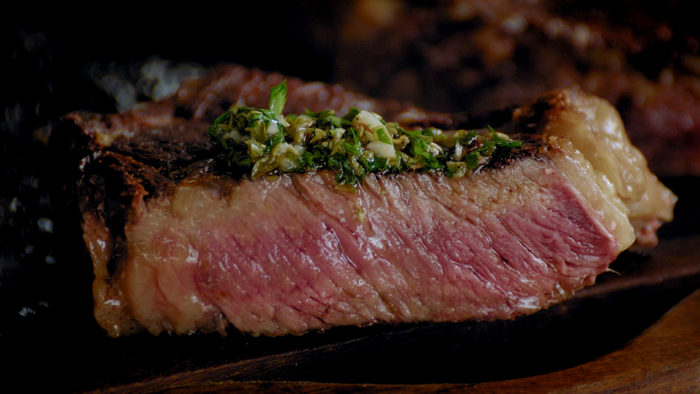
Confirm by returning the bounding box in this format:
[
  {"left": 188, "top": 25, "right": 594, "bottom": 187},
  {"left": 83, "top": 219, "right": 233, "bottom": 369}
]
[
  {"left": 269, "top": 80, "right": 287, "bottom": 114},
  {"left": 208, "top": 83, "right": 525, "bottom": 185}
]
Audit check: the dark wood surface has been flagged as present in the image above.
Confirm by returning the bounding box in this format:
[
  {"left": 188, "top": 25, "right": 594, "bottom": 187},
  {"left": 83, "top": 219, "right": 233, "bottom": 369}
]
[
  {"left": 470, "top": 288, "right": 700, "bottom": 392},
  {"left": 108, "top": 289, "right": 700, "bottom": 393}
]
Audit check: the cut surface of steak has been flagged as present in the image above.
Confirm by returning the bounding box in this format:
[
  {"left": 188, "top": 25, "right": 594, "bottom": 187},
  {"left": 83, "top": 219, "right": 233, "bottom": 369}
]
[
  {"left": 503, "top": 88, "right": 676, "bottom": 248},
  {"left": 80, "top": 143, "right": 630, "bottom": 337},
  {"left": 68, "top": 69, "right": 675, "bottom": 337}
]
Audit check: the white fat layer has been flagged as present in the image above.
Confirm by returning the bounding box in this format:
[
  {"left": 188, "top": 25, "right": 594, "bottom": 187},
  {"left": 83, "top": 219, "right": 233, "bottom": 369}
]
[{"left": 539, "top": 88, "right": 676, "bottom": 247}]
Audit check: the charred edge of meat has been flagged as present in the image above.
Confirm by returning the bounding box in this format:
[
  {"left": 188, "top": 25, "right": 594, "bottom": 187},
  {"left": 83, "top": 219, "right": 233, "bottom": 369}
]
[
  {"left": 407, "top": 106, "right": 520, "bottom": 132},
  {"left": 507, "top": 91, "right": 574, "bottom": 135}
]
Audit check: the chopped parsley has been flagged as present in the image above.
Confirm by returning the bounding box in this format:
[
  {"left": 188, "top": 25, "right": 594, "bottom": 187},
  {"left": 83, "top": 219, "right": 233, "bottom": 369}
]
[{"left": 208, "top": 80, "right": 523, "bottom": 185}]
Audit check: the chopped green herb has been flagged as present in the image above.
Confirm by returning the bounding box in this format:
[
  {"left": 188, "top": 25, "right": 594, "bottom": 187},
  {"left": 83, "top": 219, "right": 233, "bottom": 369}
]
[
  {"left": 269, "top": 80, "right": 287, "bottom": 114},
  {"left": 208, "top": 81, "right": 524, "bottom": 185}
]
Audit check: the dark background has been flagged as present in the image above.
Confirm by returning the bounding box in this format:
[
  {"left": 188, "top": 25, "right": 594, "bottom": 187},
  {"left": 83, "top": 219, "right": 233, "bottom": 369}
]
[
  {"left": 1, "top": 6, "right": 340, "bottom": 387},
  {"left": 1, "top": 4, "right": 338, "bottom": 334}
]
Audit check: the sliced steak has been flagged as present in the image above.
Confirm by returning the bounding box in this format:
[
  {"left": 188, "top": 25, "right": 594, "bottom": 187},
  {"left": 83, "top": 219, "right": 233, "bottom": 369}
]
[
  {"left": 78, "top": 140, "right": 631, "bottom": 337},
  {"left": 67, "top": 70, "right": 675, "bottom": 337}
]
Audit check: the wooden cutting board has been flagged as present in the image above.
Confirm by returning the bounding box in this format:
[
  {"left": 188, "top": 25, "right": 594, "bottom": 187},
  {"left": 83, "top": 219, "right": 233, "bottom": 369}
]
[{"left": 111, "top": 288, "right": 700, "bottom": 393}]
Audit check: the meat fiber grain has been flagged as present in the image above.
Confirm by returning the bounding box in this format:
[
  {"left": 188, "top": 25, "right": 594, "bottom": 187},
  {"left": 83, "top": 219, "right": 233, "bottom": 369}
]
[{"left": 82, "top": 149, "right": 628, "bottom": 337}]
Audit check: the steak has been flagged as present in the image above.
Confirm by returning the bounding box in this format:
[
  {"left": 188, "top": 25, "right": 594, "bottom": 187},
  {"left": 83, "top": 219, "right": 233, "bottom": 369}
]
[{"left": 68, "top": 67, "right": 675, "bottom": 337}]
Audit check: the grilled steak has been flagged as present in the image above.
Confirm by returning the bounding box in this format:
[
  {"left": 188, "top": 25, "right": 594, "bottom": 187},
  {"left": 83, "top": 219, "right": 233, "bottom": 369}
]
[{"left": 68, "top": 67, "right": 675, "bottom": 337}]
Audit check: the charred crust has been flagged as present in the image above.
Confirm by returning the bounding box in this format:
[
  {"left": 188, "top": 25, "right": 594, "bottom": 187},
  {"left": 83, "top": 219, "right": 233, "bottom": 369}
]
[
  {"left": 509, "top": 89, "right": 573, "bottom": 134},
  {"left": 487, "top": 134, "right": 545, "bottom": 170}
]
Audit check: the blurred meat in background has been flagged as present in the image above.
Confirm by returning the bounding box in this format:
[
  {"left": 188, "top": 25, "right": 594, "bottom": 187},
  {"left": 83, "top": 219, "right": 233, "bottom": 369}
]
[{"left": 333, "top": 0, "right": 700, "bottom": 176}]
